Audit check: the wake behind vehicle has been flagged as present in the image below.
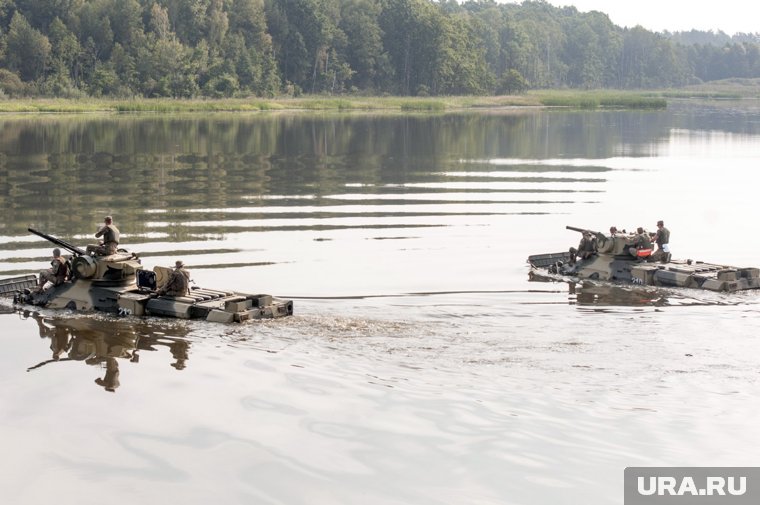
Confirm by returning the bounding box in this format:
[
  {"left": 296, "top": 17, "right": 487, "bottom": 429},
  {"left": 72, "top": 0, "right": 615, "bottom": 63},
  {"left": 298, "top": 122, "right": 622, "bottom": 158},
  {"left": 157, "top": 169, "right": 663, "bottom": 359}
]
[
  {"left": 528, "top": 226, "right": 760, "bottom": 292},
  {"left": 1, "top": 228, "right": 293, "bottom": 323}
]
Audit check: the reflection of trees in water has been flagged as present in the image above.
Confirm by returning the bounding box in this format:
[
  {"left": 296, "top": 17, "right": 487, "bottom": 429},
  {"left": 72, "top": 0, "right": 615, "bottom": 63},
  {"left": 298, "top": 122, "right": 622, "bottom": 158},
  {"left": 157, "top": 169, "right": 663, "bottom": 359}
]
[
  {"left": 3, "top": 107, "right": 757, "bottom": 239},
  {"left": 24, "top": 311, "right": 190, "bottom": 393},
  {"left": 0, "top": 112, "right": 664, "bottom": 239}
]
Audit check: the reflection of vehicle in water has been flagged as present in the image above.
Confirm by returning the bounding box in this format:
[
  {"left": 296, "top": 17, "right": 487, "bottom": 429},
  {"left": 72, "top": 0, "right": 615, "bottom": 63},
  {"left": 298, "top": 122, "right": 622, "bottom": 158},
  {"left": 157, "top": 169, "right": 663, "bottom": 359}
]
[
  {"left": 24, "top": 311, "right": 191, "bottom": 393},
  {"left": 573, "top": 282, "right": 668, "bottom": 306},
  {"left": 1, "top": 228, "right": 293, "bottom": 323},
  {"left": 553, "top": 280, "right": 670, "bottom": 307},
  {"left": 529, "top": 225, "right": 760, "bottom": 292}
]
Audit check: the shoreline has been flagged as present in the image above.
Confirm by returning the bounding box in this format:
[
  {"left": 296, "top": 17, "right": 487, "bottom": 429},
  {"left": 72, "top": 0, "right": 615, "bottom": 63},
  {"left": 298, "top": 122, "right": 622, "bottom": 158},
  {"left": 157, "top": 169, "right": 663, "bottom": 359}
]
[
  {"left": 0, "top": 82, "right": 757, "bottom": 114},
  {"left": 0, "top": 92, "right": 668, "bottom": 114}
]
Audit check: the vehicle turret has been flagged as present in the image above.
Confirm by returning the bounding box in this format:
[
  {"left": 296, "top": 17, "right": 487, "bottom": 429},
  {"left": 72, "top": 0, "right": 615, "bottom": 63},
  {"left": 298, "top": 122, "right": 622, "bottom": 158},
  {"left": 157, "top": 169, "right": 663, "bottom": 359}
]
[
  {"left": 29, "top": 227, "right": 142, "bottom": 285},
  {"left": 70, "top": 252, "right": 141, "bottom": 284}
]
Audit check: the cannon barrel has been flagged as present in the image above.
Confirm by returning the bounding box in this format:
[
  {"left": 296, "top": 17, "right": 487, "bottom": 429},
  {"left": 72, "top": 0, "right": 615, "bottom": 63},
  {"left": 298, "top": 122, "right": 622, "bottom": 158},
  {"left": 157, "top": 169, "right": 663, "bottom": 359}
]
[
  {"left": 28, "top": 228, "right": 86, "bottom": 256},
  {"left": 566, "top": 225, "right": 612, "bottom": 252},
  {"left": 566, "top": 225, "right": 601, "bottom": 235}
]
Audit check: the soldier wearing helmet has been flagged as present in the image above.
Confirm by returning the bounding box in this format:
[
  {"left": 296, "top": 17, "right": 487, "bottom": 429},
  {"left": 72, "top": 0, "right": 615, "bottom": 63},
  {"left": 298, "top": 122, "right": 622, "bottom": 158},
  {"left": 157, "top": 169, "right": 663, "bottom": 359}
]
[{"left": 158, "top": 260, "right": 191, "bottom": 297}]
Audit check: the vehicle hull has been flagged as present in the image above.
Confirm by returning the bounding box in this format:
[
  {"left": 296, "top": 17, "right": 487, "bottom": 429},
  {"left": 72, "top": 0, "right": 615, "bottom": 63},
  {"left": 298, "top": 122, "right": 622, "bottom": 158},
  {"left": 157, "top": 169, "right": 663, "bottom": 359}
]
[
  {"left": 6, "top": 277, "right": 293, "bottom": 322},
  {"left": 528, "top": 251, "right": 760, "bottom": 292}
]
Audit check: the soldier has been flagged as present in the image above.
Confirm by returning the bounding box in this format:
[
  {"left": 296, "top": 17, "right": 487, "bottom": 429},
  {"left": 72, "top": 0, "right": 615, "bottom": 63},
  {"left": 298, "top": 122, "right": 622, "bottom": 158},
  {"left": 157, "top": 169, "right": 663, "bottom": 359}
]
[
  {"left": 627, "top": 227, "right": 653, "bottom": 258},
  {"left": 569, "top": 230, "right": 596, "bottom": 264},
  {"left": 86, "top": 215, "right": 120, "bottom": 256},
  {"left": 577, "top": 230, "right": 597, "bottom": 259},
  {"left": 158, "top": 260, "right": 191, "bottom": 297},
  {"left": 609, "top": 226, "right": 628, "bottom": 237},
  {"left": 651, "top": 220, "right": 671, "bottom": 262},
  {"left": 36, "top": 248, "right": 69, "bottom": 292}
]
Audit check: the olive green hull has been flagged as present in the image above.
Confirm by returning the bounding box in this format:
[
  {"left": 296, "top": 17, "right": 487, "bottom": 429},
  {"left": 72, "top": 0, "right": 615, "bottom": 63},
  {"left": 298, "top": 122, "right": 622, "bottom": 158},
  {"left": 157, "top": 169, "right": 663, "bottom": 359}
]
[
  {"left": 528, "top": 251, "right": 760, "bottom": 292},
  {"left": 11, "top": 278, "right": 293, "bottom": 322}
]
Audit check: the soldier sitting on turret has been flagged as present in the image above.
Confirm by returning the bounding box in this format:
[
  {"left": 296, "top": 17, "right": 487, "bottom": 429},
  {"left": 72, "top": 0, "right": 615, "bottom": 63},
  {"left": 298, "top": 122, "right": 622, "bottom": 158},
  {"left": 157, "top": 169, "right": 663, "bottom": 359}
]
[
  {"left": 626, "top": 227, "right": 653, "bottom": 259},
  {"left": 157, "top": 260, "right": 191, "bottom": 297},
  {"left": 35, "top": 248, "right": 70, "bottom": 293},
  {"left": 569, "top": 230, "right": 597, "bottom": 264},
  {"left": 86, "top": 215, "right": 120, "bottom": 256}
]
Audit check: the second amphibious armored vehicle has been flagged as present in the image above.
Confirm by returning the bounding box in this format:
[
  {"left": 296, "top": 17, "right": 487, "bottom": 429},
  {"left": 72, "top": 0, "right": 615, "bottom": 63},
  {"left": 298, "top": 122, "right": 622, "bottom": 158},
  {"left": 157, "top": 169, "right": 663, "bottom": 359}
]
[
  {"left": 528, "top": 226, "right": 760, "bottom": 293},
  {"left": 1, "top": 228, "right": 293, "bottom": 323}
]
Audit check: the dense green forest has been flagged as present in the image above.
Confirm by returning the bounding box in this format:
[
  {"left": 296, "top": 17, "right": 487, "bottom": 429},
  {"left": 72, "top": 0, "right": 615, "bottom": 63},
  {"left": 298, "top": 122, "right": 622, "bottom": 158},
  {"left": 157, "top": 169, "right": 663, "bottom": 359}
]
[{"left": 0, "top": 0, "right": 758, "bottom": 98}]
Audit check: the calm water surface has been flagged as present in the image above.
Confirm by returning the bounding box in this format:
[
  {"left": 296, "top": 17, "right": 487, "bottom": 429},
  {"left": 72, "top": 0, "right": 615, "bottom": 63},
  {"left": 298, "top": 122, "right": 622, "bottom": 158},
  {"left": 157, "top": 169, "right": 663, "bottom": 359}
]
[{"left": 1, "top": 102, "right": 760, "bottom": 505}]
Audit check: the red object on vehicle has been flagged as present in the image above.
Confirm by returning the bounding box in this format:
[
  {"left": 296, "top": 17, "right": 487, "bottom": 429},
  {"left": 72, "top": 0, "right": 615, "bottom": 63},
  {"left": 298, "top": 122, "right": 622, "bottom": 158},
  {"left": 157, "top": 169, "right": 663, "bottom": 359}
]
[{"left": 637, "top": 248, "right": 653, "bottom": 258}]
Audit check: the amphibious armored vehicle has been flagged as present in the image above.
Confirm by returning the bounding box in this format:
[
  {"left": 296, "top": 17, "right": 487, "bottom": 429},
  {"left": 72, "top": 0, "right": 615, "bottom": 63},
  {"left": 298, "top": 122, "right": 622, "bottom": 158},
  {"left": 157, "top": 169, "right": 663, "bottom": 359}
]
[
  {"left": 528, "top": 226, "right": 760, "bottom": 292},
  {"left": 0, "top": 228, "right": 293, "bottom": 323}
]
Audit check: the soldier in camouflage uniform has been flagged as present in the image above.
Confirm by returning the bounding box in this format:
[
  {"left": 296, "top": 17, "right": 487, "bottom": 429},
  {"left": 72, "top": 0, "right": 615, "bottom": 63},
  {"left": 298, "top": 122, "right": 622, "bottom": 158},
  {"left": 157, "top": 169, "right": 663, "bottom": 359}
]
[
  {"left": 627, "top": 227, "right": 653, "bottom": 258},
  {"left": 36, "top": 248, "right": 69, "bottom": 292},
  {"left": 86, "top": 215, "right": 120, "bottom": 256},
  {"left": 651, "top": 220, "right": 671, "bottom": 262},
  {"left": 568, "top": 230, "right": 597, "bottom": 264},
  {"left": 158, "top": 260, "right": 191, "bottom": 297}
]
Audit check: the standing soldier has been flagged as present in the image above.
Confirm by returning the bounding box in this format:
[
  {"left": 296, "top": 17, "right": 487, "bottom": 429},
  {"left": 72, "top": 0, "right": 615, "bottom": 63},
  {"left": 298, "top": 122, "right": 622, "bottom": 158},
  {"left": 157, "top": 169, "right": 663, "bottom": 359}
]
[
  {"left": 36, "top": 248, "right": 69, "bottom": 292},
  {"left": 651, "top": 220, "right": 671, "bottom": 262},
  {"left": 86, "top": 215, "right": 120, "bottom": 256}
]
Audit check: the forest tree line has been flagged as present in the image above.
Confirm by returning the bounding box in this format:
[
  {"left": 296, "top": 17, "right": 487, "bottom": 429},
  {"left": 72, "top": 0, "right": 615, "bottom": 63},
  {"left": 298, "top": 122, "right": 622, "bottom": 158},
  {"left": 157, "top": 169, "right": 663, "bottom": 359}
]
[{"left": 0, "top": 0, "right": 758, "bottom": 99}]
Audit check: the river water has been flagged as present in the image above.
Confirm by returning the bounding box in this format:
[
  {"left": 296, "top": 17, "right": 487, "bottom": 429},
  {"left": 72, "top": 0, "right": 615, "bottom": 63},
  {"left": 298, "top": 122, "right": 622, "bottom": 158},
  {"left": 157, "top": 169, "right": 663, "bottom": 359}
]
[{"left": 1, "top": 101, "right": 760, "bottom": 505}]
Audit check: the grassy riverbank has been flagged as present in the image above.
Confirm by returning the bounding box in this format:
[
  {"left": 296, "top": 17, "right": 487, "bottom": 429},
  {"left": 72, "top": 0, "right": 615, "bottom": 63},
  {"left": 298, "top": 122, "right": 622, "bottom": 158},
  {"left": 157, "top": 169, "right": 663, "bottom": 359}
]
[
  {"left": 0, "top": 93, "right": 661, "bottom": 113},
  {"left": 0, "top": 95, "right": 537, "bottom": 113},
  {"left": 1, "top": 82, "right": 757, "bottom": 113},
  {"left": 530, "top": 90, "right": 666, "bottom": 109}
]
